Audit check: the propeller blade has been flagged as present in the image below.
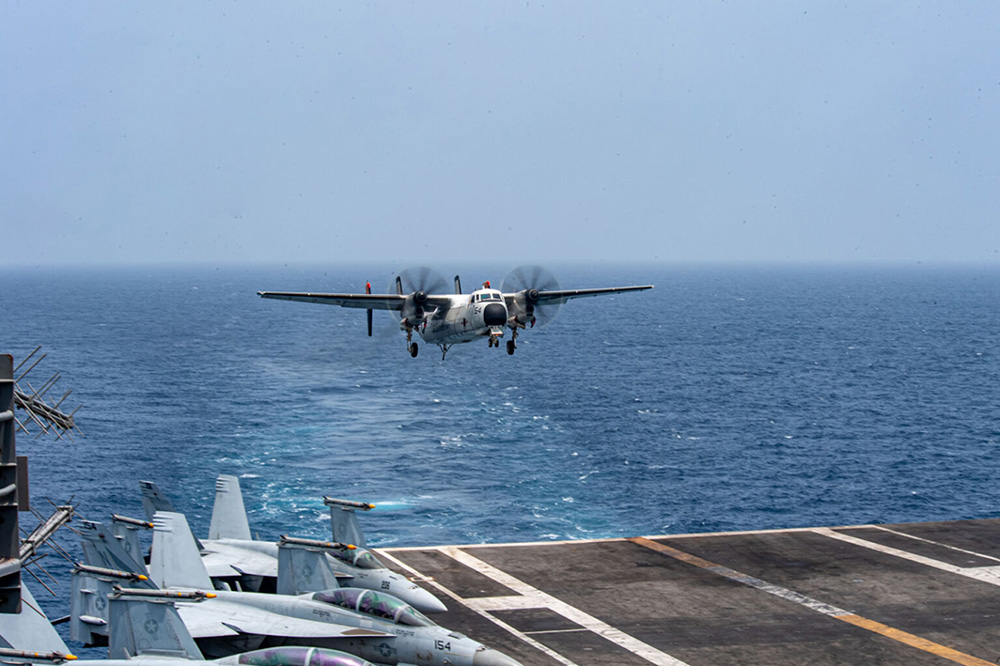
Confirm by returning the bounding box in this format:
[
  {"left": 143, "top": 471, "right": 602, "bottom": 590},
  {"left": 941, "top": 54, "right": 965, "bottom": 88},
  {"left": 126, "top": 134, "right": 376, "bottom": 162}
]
[{"left": 502, "top": 265, "right": 562, "bottom": 327}]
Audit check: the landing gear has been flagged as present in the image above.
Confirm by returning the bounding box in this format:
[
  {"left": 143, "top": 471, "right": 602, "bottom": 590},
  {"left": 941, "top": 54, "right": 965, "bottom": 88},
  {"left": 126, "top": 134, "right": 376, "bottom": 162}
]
[
  {"left": 507, "top": 326, "right": 519, "bottom": 355},
  {"left": 439, "top": 344, "right": 451, "bottom": 360},
  {"left": 405, "top": 327, "right": 418, "bottom": 358}
]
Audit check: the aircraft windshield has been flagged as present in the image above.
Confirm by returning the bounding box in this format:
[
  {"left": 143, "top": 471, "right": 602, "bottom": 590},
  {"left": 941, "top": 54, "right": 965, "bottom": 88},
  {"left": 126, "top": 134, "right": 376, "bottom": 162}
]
[
  {"left": 237, "top": 646, "right": 373, "bottom": 666},
  {"left": 312, "top": 589, "right": 434, "bottom": 627},
  {"left": 329, "top": 548, "right": 383, "bottom": 570}
]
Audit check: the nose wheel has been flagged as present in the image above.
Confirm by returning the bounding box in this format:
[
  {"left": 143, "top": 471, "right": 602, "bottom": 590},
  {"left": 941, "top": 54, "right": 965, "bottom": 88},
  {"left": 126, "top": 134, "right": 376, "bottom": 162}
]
[{"left": 408, "top": 342, "right": 418, "bottom": 357}]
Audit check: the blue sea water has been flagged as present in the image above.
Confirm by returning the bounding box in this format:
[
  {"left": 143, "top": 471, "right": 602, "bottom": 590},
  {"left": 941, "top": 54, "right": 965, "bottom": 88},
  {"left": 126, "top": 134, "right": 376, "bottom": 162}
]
[{"left": 1, "top": 263, "right": 999, "bottom": 627}]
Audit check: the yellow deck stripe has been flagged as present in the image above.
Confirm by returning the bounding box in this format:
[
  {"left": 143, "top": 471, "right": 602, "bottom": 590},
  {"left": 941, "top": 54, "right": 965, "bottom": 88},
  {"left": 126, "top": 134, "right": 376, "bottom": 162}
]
[{"left": 629, "top": 537, "right": 995, "bottom": 666}]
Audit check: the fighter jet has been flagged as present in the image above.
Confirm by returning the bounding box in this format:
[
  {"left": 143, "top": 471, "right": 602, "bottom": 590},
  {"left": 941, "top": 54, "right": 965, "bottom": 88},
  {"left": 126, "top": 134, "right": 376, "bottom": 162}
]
[
  {"left": 14, "top": 582, "right": 378, "bottom": 666},
  {"left": 136, "top": 476, "right": 445, "bottom": 613},
  {"left": 258, "top": 265, "right": 653, "bottom": 358},
  {"left": 75, "top": 514, "right": 520, "bottom": 666}
]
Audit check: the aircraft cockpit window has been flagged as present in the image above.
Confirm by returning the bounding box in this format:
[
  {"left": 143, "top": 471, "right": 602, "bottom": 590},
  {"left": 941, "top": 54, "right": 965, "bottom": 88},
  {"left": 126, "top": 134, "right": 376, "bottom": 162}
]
[
  {"left": 314, "top": 589, "right": 433, "bottom": 626},
  {"left": 353, "top": 550, "right": 383, "bottom": 569},
  {"left": 236, "top": 647, "right": 371, "bottom": 666},
  {"left": 312, "top": 589, "right": 362, "bottom": 612}
]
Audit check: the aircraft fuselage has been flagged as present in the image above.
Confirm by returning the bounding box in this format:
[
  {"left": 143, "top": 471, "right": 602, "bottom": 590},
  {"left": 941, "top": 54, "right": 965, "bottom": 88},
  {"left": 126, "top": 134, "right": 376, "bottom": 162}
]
[{"left": 408, "top": 289, "right": 507, "bottom": 345}]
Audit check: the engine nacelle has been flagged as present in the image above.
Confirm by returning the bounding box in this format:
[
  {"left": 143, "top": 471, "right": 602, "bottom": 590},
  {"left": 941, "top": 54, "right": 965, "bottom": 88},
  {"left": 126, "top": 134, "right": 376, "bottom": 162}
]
[{"left": 400, "top": 291, "right": 430, "bottom": 328}]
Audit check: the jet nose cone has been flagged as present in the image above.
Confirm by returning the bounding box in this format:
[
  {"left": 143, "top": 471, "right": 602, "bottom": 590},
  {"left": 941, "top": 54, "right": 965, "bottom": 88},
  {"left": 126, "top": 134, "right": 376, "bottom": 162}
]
[
  {"left": 473, "top": 648, "right": 522, "bottom": 666},
  {"left": 412, "top": 587, "right": 448, "bottom": 614},
  {"left": 483, "top": 303, "right": 506, "bottom": 326}
]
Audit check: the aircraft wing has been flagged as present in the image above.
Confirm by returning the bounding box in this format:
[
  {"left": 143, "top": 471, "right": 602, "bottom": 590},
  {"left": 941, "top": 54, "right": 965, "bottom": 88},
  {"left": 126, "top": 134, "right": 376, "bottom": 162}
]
[
  {"left": 178, "top": 602, "right": 390, "bottom": 640},
  {"left": 258, "top": 291, "right": 456, "bottom": 312},
  {"left": 258, "top": 292, "right": 405, "bottom": 311},
  {"left": 201, "top": 541, "right": 277, "bottom": 579},
  {"left": 508, "top": 285, "right": 653, "bottom": 305}
]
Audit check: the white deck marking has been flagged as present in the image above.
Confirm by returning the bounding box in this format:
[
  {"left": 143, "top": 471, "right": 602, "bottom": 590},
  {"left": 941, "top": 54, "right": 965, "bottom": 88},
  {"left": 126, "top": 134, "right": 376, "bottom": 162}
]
[
  {"left": 871, "top": 526, "right": 1000, "bottom": 564},
  {"left": 375, "top": 549, "right": 581, "bottom": 666},
  {"left": 438, "top": 546, "right": 692, "bottom": 666},
  {"left": 630, "top": 537, "right": 997, "bottom": 666},
  {"left": 814, "top": 528, "right": 1000, "bottom": 586}
]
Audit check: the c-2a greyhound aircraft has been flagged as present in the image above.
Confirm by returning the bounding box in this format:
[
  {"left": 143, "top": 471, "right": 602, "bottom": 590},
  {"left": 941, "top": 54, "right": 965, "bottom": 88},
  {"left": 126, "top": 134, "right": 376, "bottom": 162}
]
[{"left": 258, "top": 266, "right": 653, "bottom": 359}]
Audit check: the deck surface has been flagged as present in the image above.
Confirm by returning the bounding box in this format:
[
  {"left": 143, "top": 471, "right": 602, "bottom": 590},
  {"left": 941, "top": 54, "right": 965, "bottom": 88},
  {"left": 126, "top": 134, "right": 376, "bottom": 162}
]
[{"left": 378, "top": 518, "right": 1000, "bottom": 666}]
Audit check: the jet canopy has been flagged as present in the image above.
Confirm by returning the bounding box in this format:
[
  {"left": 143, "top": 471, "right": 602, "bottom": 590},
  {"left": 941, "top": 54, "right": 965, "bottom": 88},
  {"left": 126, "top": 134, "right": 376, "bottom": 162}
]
[
  {"left": 312, "top": 589, "right": 434, "bottom": 627},
  {"left": 329, "top": 547, "right": 383, "bottom": 570},
  {"left": 237, "top": 647, "right": 374, "bottom": 666}
]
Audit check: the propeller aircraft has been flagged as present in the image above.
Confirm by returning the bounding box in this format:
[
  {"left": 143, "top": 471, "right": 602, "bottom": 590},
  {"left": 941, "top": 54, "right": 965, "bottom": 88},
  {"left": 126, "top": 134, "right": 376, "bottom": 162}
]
[{"left": 258, "top": 266, "right": 653, "bottom": 359}]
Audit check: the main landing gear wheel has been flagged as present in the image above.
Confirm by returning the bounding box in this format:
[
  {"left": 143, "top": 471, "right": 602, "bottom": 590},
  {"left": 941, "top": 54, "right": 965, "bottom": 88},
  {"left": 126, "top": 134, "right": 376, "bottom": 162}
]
[
  {"left": 409, "top": 343, "right": 419, "bottom": 358},
  {"left": 507, "top": 340, "right": 516, "bottom": 355}
]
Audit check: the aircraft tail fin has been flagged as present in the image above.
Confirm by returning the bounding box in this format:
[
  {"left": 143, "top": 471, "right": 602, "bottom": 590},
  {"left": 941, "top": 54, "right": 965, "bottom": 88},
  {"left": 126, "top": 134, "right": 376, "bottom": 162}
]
[
  {"left": 107, "top": 589, "right": 204, "bottom": 660},
  {"left": 110, "top": 515, "right": 150, "bottom": 566},
  {"left": 324, "top": 497, "right": 373, "bottom": 549},
  {"left": 70, "top": 567, "right": 114, "bottom": 645},
  {"left": 138, "top": 480, "right": 176, "bottom": 521},
  {"left": 150, "top": 512, "right": 214, "bottom": 590},
  {"left": 78, "top": 520, "right": 148, "bottom": 575},
  {"left": 208, "top": 475, "right": 252, "bottom": 541},
  {"left": 277, "top": 536, "right": 346, "bottom": 595}
]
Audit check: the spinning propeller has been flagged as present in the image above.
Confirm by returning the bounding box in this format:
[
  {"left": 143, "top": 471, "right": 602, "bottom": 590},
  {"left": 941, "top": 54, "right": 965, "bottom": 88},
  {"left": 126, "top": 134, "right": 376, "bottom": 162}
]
[
  {"left": 502, "top": 265, "right": 562, "bottom": 328},
  {"left": 388, "top": 267, "right": 450, "bottom": 357}
]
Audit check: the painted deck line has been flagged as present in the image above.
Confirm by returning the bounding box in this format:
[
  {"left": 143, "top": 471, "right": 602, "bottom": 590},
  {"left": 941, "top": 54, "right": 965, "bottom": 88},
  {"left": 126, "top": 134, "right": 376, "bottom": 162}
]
[
  {"left": 375, "top": 548, "right": 580, "bottom": 666},
  {"left": 438, "top": 546, "right": 693, "bottom": 666},
  {"left": 871, "top": 525, "right": 1000, "bottom": 565},
  {"left": 381, "top": 525, "right": 880, "bottom": 552},
  {"left": 814, "top": 528, "right": 1000, "bottom": 586},
  {"left": 630, "top": 537, "right": 995, "bottom": 666}
]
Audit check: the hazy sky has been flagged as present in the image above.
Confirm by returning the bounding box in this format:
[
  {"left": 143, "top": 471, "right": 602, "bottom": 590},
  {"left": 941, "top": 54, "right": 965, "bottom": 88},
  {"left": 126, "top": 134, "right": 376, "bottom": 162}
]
[{"left": 3, "top": 2, "right": 999, "bottom": 267}]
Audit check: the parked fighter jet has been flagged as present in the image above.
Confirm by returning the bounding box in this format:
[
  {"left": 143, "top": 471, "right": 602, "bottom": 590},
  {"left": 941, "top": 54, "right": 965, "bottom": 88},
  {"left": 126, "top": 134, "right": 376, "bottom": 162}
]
[
  {"left": 75, "top": 515, "right": 519, "bottom": 666},
  {"left": 136, "top": 477, "right": 444, "bottom": 613},
  {"left": 258, "top": 265, "right": 653, "bottom": 358},
  {"left": 18, "top": 579, "right": 378, "bottom": 666}
]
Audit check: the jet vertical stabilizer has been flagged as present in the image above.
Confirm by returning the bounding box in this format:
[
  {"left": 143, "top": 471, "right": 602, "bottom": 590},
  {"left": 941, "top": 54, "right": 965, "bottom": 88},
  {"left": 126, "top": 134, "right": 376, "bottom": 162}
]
[
  {"left": 108, "top": 589, "right": 204, "bottom": 660},
  {"left": 276, "top": 536, "right": 348, "bottom": 595},
  {"left": 208, "top": 475, "right": 252, "bottom": 541},
  {"left": 70, "top": 563, "right": 154, "bottom": 645},
  {"left": 79, "top": 520, "right": 148, "bottom": 575},
  {"left": 110, "top": 514, "right": 151, "bottom": 567},
  {"left": 139, "top": 481, "right": 176, "bottom": 520},
  {"left": 150, "top": 512, "right": 214, "bottom": 590},
  {"left": 324, "top": 497, "right": 374, "bottom": 549}
]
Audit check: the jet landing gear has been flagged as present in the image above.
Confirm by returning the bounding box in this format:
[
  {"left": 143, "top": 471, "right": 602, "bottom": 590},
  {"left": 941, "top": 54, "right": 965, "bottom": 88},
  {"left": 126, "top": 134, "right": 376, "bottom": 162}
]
[
  {"left": 506, "top": 327, "right": 520, "bottom": 355},
  {"left": 405, "top": 327, "right": 418, "bottom": 358}
]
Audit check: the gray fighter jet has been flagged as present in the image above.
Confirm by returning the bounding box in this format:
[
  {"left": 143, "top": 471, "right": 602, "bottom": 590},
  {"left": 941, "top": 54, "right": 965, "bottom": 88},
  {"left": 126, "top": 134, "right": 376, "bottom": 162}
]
[
  {"left": 13, "top": 583, "right": 378, "bottom": 666},
  {"left": 75, "top": 514, "right": 520, "bottom": 666},
  {"left": 137, "top": 476, "right": 445, "bottom": 613}
]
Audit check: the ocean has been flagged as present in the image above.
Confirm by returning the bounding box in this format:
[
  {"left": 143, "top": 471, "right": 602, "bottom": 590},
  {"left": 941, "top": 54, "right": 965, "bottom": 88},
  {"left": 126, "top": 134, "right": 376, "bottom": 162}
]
[{"left": 1, "top": 263, "right": 998, "bottom": 629}]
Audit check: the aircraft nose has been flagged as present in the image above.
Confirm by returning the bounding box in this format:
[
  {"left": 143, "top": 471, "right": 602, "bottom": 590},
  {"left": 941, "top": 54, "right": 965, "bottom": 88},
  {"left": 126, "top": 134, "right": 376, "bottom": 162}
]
[
  {"left": 473, "top": 648, "right": 522, "bottom": 666},
  {"left": 483, "top": 303, "right": 506, "bottom": 326},
  {"left": 410, "top": 586, "right": 448, "bottom": 613}
]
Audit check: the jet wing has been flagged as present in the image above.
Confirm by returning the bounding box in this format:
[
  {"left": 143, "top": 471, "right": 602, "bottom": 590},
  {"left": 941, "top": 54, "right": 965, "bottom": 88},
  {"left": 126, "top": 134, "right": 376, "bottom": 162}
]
[
  {"left": 202, "top": 541, "right": 278, "bottom": 579},
  {"left": 507, "top": 285, "right": 653, "bottom": 305},
  {"left": 178, "top": 602, "right": 390, "bottom": 640},
  {"left": 258, "top": 292, "right": 405, "bottom": 311}
]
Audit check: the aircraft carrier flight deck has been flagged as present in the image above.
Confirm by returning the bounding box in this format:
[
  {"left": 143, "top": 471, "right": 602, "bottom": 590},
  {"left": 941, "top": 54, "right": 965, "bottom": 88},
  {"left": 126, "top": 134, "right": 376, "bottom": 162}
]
[{"left": 378, "top": 517, "right": 1000, "bottom": 666}]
